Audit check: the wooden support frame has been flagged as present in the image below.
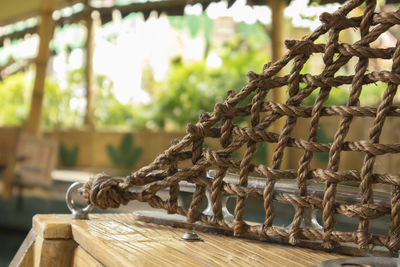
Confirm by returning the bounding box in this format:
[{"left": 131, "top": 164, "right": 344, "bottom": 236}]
[
  {"left": 10, "top": 215, "right": 77, "bottom": 267},
  {"left": 11, "top": 214, "right": 347, "bottom": 266},
  {"left": 25, "top": 0, "right": 56, "bottom": 136}
]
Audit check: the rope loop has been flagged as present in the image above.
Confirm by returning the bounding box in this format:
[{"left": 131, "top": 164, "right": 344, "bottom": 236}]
[{"left": 82, "top": 174, "right": 132, "bottom": 210}]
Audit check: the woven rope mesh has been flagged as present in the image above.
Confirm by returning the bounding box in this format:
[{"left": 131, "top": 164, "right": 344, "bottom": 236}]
[{"left": 83, "top": 0, "right": 400, "bottom": 254}]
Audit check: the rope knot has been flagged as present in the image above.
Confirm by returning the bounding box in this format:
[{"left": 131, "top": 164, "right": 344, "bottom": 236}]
[
  {"left": 284, "top": 40, "right": 316, "bottom": 56},
  {"left": 82, "top": 173, "right": 130, "bottom": 210},
  {"left": 386, "top": 228, "right": 400, "bottom": 253},
  {"left": 319, "top": 12, "right": 357, "bottom": 29},
  {"left": 356, "top": 230, "right": 371, "bottom": 249}
]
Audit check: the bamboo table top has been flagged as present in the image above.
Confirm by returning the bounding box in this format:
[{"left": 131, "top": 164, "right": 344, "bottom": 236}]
[{"left": 24, "top": 213, "right": 348, "bottom": 266}]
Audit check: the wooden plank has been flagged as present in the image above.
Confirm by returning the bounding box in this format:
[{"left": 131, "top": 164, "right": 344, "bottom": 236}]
[
  {"left": 72, "top": 246, "right": 103, "bottom": 267},
  {"left": 71, "top": 214, "right": 204, "bottom": 266},
  {"left": 33, "top": 214, "right": 73, "bottom": 239},
  {"left": 21, "top": 214, "right": 349, "bottom": 266},
  {"left": 9, "top": 228, "right": 37, "bottom": 267},
  {"left": 133, "top": 211, "right": 349, "bottom": 265},
  {"left": 69, "top": 213, "right": 347, "bottom": 266},
  {"left": 134, "top": 210, "right": 388, "bottom": 257}
]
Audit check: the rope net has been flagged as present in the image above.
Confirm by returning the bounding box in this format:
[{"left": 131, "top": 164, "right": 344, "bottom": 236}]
[{"left": 83, "top": 0, "right": 400, "bottom": 254}]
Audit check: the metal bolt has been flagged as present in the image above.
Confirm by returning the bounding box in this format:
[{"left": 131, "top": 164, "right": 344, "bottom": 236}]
[
  {"left": 66, "top": 182, "right": 94, "bottom": 220},
  {"left": 180, "top": 232, "right": 203, "bottom": 242},
  {"left": 315, "top": 257, "right": 400, "bottom": 267}
]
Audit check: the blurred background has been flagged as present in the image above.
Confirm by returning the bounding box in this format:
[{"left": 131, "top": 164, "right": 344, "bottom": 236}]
[{"left": 0, "top": 0, "right": 399, "bottom": 265}]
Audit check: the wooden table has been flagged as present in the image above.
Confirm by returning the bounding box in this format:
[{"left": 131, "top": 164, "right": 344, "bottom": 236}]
[{"left": 10, "top": 213, "right": 347, "bottom": 267}]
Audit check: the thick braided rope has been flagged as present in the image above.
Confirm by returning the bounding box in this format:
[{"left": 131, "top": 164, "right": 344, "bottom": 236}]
[{"left": 81, "top": 0, "right": 400, "bottom": 255}]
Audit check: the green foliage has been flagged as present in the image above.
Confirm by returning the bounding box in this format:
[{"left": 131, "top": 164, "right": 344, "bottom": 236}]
[
  {"left": 106, "top": 133, "right": 142, "bottom": 168},
  {"left": 0, "top": 67, "right": 87, "bottom": 129},
  {"left": 140, "top": 38, "right": 268, "bottom": 131},
  {"left": 237, "top": 22, "right": 270, "bottom": 49},
  {"left": 169, "top": 14, "right": 214, "bottom": 42},
  {"left": 0, "top": 72, "right": 32, "bottom": 125},
  {"left": 59, "top": 142, "right": 79, "bottom": 167},
  {"left": 202, "top": 15, "right": 214, "bottom": 43},
  {"left": 3, "top": 13, "right": 391, "bottom": 134},
  {"left": 302, "top": 82, "right": 388, "bottom": 107},
  {"left": 187, "top": 15, "right": 201, "bottom": 38},
  {"left": 42, "top": 68, "right": 85, "bottom": 129},
  {"left": 51, "top": 24, "right": 85, "bottom": 54},
  {"left": 359, "top": 82, "right": 387, "bottom": 106},
  {"left": 301, "top": 60, "right": 388, "bottom": 108},
  {"left": 314, "top": 127, "right": 332, "bottom": 162},
  {"left": 254, "top": 142, "right": 268, "bottom": 165},
  {"left": 303, "top": 86, "right": 350, "bottom": 107},
  {"left": 94, "top": 74, "right": 146, "bottom": 129},
  {"left": 0, "top": 16, "right": 272, "bottom": 131},
  {"left": 232, "top": 151, "right": 239, "bottom": 159}
]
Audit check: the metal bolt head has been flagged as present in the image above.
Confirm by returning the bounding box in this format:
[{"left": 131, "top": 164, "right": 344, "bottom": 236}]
[
  {"left": 180, "top": 232, "right": 203, "bottom": 242},
  {"left": 314, "top": 257, "right": 400, "bottom": 267}
]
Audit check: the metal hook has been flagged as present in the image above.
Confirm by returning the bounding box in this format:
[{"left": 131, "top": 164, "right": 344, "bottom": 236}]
[{"left": 66, "top": 182, "right": 94, "bottom": 220}]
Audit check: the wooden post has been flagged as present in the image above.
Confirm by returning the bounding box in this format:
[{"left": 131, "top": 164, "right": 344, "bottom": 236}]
[
  {"left": 269, "top": 0, "right": 286, "bottom": 67},
  {"left": 268, "top": 0, "right": 289, "bottom": 168},
  {"left": 84, "top": 2, "right": 98, "bottom": 167},
  {"left": 84, "top": 2, "right": 95, "bottom": 131},
  {"left": 25, "top": 0, "right": 56, "bottom": 136}
]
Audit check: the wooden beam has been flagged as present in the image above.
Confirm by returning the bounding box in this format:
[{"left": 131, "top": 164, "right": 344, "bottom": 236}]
[
  {"left": 0, "top": 11, "right": 86, "bottom": 48},
  {"left": 25, "top": 0, "right": 56, "bottom": 136}
]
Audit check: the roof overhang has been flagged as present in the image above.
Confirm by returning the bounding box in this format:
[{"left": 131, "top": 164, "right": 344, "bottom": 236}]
[{"left": 0, "top": 0, "right": 82, "bottom": 27}]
